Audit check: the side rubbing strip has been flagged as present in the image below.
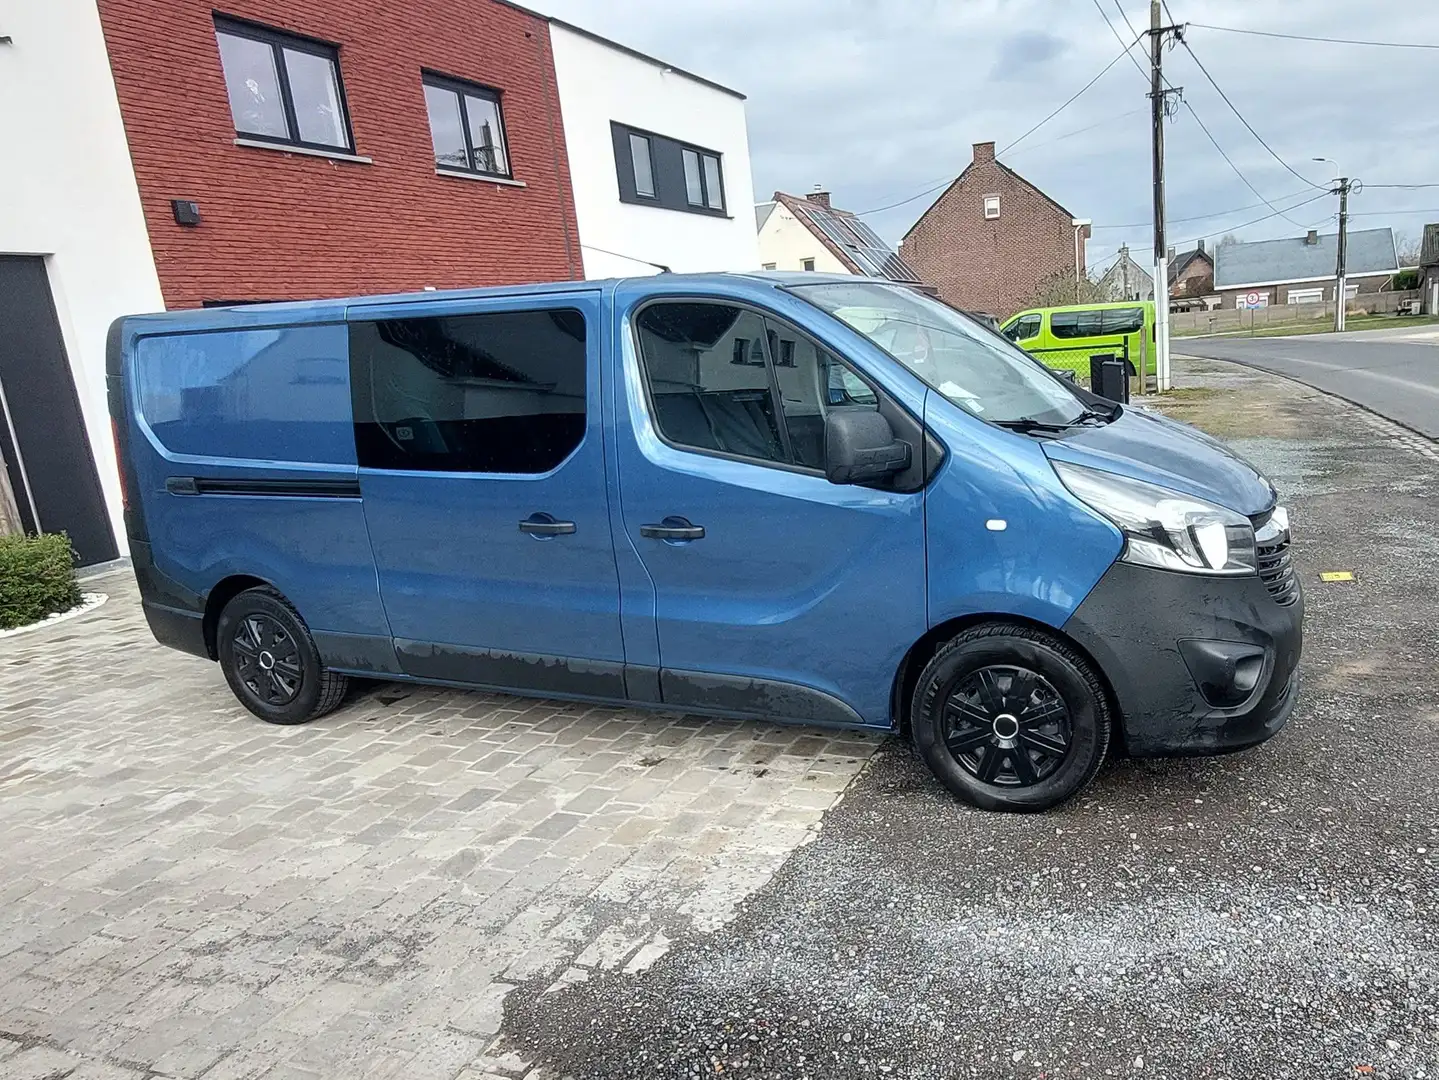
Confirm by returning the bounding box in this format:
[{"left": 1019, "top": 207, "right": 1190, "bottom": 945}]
[{"left": 165, "top": 477, "right": 361, "bottom": 498}]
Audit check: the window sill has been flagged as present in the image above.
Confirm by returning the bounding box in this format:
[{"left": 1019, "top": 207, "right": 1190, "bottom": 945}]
[
  {"left": 436, "top": 169, "right": 527, "bottom": 188},
  {"left": 234, "top": 138, "right": 373, "bottom": 165}
]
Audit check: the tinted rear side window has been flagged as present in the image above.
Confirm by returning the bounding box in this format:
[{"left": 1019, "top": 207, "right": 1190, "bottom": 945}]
[
  {"left": 350, "top": 309, "right": 586, "bottom": 474},
  {"left": 1049, "top": 310, "right": 1106, "bottom": 339},
  {"left": 135, "top": 324, "right": 354, "bottom": 464},
  {"left": 1100, "top": 307, "right": 1144, "bottom": 334}
]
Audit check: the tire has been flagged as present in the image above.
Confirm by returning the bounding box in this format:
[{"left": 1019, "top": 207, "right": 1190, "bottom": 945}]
[
  {"left": 909, "top": 622, "right": 1111, "bottom": 812},
  {"left": 215, "top": 586, "right": 349, "bottom": 725}
]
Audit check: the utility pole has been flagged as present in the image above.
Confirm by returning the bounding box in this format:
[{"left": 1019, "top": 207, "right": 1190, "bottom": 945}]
[
  {"left": 1148, "top": 0, "right": 1173, "bottom": 392},
  {"left": 1334, "top": 177, "right": 1350, "bottom": 332}
]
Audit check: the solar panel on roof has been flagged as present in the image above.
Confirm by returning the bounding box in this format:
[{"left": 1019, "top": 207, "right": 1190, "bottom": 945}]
[{"left": 798, "top": 204, "right": 923, "bottom": 284}]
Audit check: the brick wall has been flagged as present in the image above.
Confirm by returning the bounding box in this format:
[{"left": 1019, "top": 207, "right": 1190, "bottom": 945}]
[
  {"left": 900, "top": 142, "right": 1082, "bottom": 318},
  {"left": 96, "top": 0, "right": 581, "bottom": 308}
]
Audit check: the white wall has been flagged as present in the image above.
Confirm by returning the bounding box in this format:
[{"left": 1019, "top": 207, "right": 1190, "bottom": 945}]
[
  {"left": 0, "top": 0, "right": 165, "bottom": 552},
  {"left": 549, "top": 24, "right": 759, "bottom": 279},
  {"left": 756, "top": 202, "right": 851, "bottom": 274}
]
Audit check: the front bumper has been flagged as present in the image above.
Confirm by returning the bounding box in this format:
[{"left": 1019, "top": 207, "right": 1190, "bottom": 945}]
[{"left": 1062, "top": 560, "right": 1304, "bottom": 757}]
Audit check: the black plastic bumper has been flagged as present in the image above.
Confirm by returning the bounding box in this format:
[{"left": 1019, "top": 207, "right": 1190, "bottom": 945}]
[
  {"left": 1062, "top": 561, "right": 1304, "bottom": 757},
  {"left": 132, "top": 540, "right": 211, "bottom": 660}
]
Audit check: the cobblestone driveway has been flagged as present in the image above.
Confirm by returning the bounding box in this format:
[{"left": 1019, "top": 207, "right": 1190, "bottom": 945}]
[{"left": 0, "top": 576, "right": 879, "bottom": 1079}]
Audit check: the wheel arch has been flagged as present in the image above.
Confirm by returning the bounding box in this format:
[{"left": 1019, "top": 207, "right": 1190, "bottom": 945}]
[
  {"left": 202, "top": 574, "right": 275, "bottom": 660},
  {"left": 890, "top": 612, "right": 1126, "bottom": 753}
]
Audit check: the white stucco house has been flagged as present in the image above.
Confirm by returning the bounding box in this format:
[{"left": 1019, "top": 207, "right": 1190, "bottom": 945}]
[
  {"left": 548, "top": 21, "right": 759, "bottom": 279},
  {"left": 756, "top": 189, "right": 924, "bottom": 285},
  {"left": 0, "top": 0, "right": 166, "bottom": 565}
]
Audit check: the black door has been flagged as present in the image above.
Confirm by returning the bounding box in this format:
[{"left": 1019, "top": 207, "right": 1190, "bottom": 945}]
[{"left": 0, "top": 256, "right": 118, "bottom": 565}]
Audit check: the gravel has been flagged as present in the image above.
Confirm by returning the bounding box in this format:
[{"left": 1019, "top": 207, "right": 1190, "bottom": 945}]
[{"left": 499, "top": 359, "right": 1439, "bottom": 1079}]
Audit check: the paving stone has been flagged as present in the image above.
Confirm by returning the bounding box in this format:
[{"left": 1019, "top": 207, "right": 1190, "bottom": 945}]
[{"left": 0, "top": 575, "right": 876, "bottom": 1076}]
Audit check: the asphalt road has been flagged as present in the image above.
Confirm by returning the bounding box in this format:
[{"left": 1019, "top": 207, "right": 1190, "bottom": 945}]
[
  {"left": 495, "top": 358, "right": 1439, "bottom": 1080},
  {"left": 1177, "top": 325, "right": 1439, "bottom": 438}
]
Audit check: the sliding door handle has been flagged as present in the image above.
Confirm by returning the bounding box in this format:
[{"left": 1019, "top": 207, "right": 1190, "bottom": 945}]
[
  {"left": 640, "top": 517, "right": 705, "bottom": 541},
  {"left": 519, "top": 513, "right": 576, "bottom": 537}
]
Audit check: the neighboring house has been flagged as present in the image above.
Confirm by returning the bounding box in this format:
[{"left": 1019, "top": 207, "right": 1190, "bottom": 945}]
[
  {"left": 549, "top": 21, "right": 758, "bottom": 277},
  {"left": 0, "top": 0, "right": 756, "bottom": 564},
  {"left": 899, "top": 140, "right": 1089, "bottom": 317},
  {"left": 756, "top": 189, "right": 924, "bottom": 284},
  {"left": 1213, "top": 227, "right": 1400, "bottom": 309},
  {"left": 1421, "top": 223, "right": 1439, "bottom": 314},
  {"left": 1168, "top": 240, "right": 1215, "bottom": 298},
  {"left": 1096, "top": 244, "right": 1153, "bottom": 301}
]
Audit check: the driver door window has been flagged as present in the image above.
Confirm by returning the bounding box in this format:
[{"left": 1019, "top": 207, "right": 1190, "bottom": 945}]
[
  {"left": 634, "top": 302, "right": 879, "bottom": 473},
  {"left": 1006, "top": 314, "right": 1041, "bottom": 342}
]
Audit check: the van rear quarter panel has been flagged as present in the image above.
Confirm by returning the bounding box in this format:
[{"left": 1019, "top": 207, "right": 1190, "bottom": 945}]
[{"left": 130, "top": 323, "right": 387, "bottom": 639}]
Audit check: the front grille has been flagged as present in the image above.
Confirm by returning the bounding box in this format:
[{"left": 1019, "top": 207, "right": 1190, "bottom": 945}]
[{"left": 1257, "top": 533, "right": 1299, "bottom": 606}]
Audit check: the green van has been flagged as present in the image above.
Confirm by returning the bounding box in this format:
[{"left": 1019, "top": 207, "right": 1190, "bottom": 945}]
[{"left": 1000, "top": 300, "right": 1155, "bottom": 380}]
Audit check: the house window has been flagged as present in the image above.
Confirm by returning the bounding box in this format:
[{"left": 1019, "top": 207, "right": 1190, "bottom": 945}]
[
  {"left": 983, "top": 195, "right": 1001, "bottom": 219},
  {"left": 215, "top": 17, "right": 352, "bottom": 152},
  {"left": 611, "top": 123, "right": 727, "bottom": 216},
  {"left": 630, "top": 134, "right": 655, "bottom": 197},
  {"left": 802, "top": 258, "right": 816, "bottom": 272},
  {"left": 762, "top": 262, "right": 777, "bottom": 270},
  {"left": 1287, "top": 287, "right": 1323, "bottom": 305},
  {"left": 423, "top": 74, "right": 510, "bottom": 177}
]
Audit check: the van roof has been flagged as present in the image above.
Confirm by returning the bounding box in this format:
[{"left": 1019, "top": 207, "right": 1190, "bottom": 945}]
[
  {"left": 1006, "top": 299, "right": 1155, "bottom": 320},
  {"left": 114, "top": 271, "right": 872, "bottom": 335}
]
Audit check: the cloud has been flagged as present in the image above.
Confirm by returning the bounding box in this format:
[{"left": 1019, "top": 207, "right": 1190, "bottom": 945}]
[
  {"left": 530, "top": 0, "right": 1439, "bottom": 274},
  {"left": 990, "top": 30, "right": 1067, "bottom": 80}
]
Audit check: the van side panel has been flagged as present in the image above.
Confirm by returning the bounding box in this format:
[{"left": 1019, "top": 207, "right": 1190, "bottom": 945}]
[
  {"left": 128, "top": 324, "right": 394, "bottom": 668},
  {"left": 921, "top": 392, "right": 1123, "bottom": 630}
]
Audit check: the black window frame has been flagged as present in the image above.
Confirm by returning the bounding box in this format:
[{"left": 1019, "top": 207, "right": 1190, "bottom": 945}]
[
  {"left": 628, "top": 132, "right": 656, "bottom": 199},
  {"left": 611, "top": 122, "right": 728, "bottom": 218},
  {"left": 214, "top": 15, "right": 355, "bottom": 154},
  {"left": 422, "top": 71, "right": 513, "bottom": 180},
  {"left": 630, "top": 297, "right": 890, "bottom": 478},
  {"left": 1005, "top": 313, "right": 1042, "bottom": 341}
]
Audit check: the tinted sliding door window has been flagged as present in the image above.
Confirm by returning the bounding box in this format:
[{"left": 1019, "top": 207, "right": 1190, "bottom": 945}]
[{"left": 350, "top": 309, "right": 586, "bottom": 473}]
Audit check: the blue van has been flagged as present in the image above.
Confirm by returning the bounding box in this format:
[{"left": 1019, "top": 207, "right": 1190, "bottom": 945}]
[{"left": 108, "top": 274, "right": 1302, "bottom": 812}]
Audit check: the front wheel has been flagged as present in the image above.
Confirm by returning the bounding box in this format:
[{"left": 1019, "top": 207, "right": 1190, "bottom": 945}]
[
  {"left": 910, "top": 623, "right": 1111, "bottom": 812},
  {"left": 216, "top": 586, "right": 349, "bottom": 725}
]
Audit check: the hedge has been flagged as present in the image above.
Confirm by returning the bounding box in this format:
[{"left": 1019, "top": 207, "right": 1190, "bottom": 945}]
[{"left": 0, "top": 532, "right": 81, "bottom": 630}]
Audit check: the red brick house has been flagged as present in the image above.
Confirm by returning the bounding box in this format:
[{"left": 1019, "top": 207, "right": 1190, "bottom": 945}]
[
  {"left": 94, "top": 0, "right": 584, "bottom": 308},
  {"left": 899, "top": 141, "right": 1088, "bottom": 318}
]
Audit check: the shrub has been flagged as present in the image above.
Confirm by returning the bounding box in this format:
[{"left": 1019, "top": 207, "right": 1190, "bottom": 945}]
[{"left": 0, "top": 532, "right": 81, "bottom": 630}]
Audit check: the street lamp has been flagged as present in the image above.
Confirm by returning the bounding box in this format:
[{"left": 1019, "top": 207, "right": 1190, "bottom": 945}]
[{"left": 1071, "top": 217, "right": 1092, "bottom": 302}]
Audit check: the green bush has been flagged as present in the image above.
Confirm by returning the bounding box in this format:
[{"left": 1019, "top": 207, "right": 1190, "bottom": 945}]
[{"left": 0, "top": 532, "right": 81, "bottom": 630}]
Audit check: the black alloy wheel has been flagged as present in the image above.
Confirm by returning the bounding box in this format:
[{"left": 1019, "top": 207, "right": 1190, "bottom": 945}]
[
  {"left": 910, "top": 623, "right": 1111, "bottom": 812},
  {"left": 216, "top": 586, "right": 349, "bottom": 725},
  {"left": 230, "top": 612, "right": 304, "bottom": 707},
  {"left": 943, "top": 665, "right": 1072, "bottom": 786}
]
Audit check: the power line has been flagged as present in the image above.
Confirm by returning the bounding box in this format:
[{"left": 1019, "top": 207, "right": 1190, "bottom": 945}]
[
  {"left": 1002, "top": 107, "right": 1148, "bottom": 158},
  {"left": 998, "top": 34, "right": 1141, "bottom": 155},
  {"left": 1090, "top": 191, "right": 1333, "bottom": 263},
  {"left": 854, "top": 177, "right": 957, "bottom": 217},
  {"left": 1091, "top": 0, "right": 1149, "bottom": 81},
  {"left": 1187, "top": 22, "right": 1439, "bottom": 50},
  {"left": 1177, "top": 100, "right": 1310, "bottom": 228},
  {"left": 1173, "top": 33, "right": 1326, "bottom": 191},
  {"left": 1090, "top": 188, "right": 1312, "bottom": 230},
  {"left": 1367, "top": 183, "right": 1439, "bottom": 190}
]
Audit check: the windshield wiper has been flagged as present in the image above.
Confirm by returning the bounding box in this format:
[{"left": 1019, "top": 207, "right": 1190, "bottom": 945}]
[{"left": 993, "top": 417, "right": 1077, "bottom": 433}]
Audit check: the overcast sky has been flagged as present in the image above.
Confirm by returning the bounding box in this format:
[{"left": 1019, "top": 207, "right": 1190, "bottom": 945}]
[{"left": 530, "top": 0, "right": 1439, "bottom": 275}]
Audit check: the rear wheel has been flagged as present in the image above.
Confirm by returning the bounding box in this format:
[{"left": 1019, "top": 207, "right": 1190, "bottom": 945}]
[
  {"left": 909, "top": 623, "right": 1111, "bottom": 812},
  {"left": 216, "top": 586, "right": 348, "bottom": 725}
]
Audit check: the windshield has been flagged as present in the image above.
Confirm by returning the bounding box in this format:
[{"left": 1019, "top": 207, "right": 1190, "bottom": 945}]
[{"left": 789, "top": 281, "right": 1087, "bottom": 426}]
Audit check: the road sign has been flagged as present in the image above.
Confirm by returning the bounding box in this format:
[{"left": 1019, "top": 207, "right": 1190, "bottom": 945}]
[{"left": 1241, "top": 291, "right": 1270, "bottom": 310}]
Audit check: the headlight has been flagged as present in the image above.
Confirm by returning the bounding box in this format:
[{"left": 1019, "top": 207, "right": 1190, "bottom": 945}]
[{"left": 1053, "top": 461, "right": 1258, "bottom": 575}]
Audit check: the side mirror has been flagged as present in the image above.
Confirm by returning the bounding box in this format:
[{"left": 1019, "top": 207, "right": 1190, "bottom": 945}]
[{"left": 824, "top": 409, "right": 912, "bottom": 485}]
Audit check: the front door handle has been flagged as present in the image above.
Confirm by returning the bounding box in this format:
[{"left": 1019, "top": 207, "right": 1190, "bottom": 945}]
[
  {"left": 640, "top": 517, "right": 705, "bottom": 541},
  {"left": 519, "top": 513, "right": 576, "bottom": 537}
]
